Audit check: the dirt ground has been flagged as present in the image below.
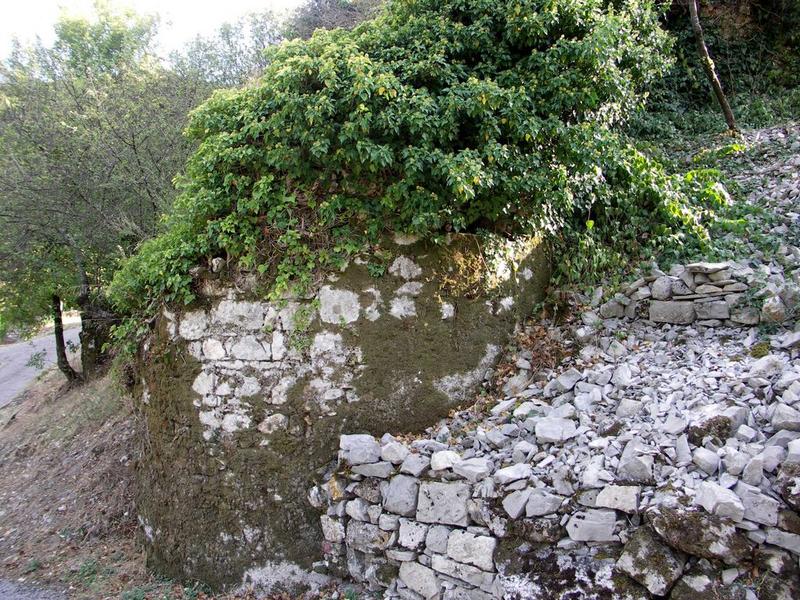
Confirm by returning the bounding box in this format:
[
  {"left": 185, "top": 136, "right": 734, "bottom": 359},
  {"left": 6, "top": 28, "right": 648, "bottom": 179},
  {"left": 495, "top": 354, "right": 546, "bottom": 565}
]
[
  {"left": 0, "top": 360, "right": 356, "bottom": 600},
  {"left": 0, "top": 360, "right": 229, "bottom": 600},
  {"left": 0, "top": 363, "right": 149, "bottom": 599}
]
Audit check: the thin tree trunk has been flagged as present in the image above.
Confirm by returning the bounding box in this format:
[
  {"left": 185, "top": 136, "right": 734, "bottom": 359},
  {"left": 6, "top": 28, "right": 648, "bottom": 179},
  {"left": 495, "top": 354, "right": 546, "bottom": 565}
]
[
  {"left": 688, "top": 0, "right": 737, "bottom": 131},
  {"left": 51, "top": 294, "right": 80, "bottom": 383},
  {"left": 75, "top": 264, "right": 99, "bottom": 381},
  {"left": 74, "top": 261, "right": 113, "bottom": 381}
]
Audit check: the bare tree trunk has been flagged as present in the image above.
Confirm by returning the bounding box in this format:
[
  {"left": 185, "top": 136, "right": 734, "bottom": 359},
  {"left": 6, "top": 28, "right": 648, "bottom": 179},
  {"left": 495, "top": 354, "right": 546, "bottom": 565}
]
[
  {"left": 688, "top": 0, "right": 737, "bottom": 131},
  {"left": 51, "top": 294, "right": 80, "bottom": 383}
]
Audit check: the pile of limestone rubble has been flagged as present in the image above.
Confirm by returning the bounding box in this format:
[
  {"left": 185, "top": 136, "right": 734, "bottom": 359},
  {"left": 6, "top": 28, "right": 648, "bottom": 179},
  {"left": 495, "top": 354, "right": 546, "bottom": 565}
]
[{"left": 310, "top": 258, "right": 800, "bottom": 599}]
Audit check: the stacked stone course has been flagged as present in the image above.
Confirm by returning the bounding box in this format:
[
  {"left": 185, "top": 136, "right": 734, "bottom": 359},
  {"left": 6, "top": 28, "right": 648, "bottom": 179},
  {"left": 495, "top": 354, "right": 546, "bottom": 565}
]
[{"left": 594, "top": 259, "right": 798, "bottom": 328}]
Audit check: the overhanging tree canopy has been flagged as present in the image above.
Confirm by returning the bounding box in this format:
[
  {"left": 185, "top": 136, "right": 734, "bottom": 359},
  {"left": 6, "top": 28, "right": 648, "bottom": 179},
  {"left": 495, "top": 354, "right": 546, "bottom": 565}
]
[{"left": 0, "top": 2, "right": 207, "bottom": 379}]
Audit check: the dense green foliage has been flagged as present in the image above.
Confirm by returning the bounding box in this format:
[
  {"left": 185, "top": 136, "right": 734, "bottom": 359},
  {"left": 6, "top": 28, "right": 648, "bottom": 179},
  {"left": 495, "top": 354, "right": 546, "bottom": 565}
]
[
  {"left": 667, "top": 1, "right": 799, "bottom": 98},
  {"left": 111, "top": 0, "right": 715, "bottom": 316},
  {"left": 0, "top": 2, "right": 208, "bottom": 367},
  {"left": 0, "top": 1, "right": 305, "bottom": 369},
  {"left": 634, "top": 0, "right": 800, "bottom": 136}
]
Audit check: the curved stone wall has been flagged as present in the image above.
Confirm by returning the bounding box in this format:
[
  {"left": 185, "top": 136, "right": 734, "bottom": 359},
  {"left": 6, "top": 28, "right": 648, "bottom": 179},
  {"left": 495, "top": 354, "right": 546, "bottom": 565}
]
[{"left": 134, "top": 234, "right": 549, "bottom": 590}]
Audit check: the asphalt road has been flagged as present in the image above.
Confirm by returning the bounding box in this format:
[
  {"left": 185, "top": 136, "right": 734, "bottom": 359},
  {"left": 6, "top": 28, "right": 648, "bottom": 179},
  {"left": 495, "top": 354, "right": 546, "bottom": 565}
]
[{"left": 0, "top": 327, "right": 81, "bottom": 408}]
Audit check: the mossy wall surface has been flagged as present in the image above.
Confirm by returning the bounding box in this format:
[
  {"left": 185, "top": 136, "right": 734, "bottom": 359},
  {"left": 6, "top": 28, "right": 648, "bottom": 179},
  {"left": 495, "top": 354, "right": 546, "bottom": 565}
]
[{"left": 135, "top": 234, "right": 549, "bottom": 591}]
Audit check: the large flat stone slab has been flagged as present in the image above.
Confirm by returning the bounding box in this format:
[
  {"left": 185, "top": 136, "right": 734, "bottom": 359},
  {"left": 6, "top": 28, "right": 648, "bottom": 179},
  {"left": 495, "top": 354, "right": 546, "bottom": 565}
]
[
  {"left": 416, "top": 482, "right": 471, "bottom": 526},
  {"left": 649, "top": 300, "right": 695, "bottom": 324}
]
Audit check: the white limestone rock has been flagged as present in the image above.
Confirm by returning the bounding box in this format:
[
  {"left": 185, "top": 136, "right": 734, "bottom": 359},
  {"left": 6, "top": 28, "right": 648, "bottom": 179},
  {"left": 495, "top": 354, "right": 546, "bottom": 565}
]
[
  {"left": 257, "top": 413, "right": 288, "bottom": 434},
  {"left": 595, "top": 485, "right": 640, "bottom": 514},
  {"left": 695, "top": 300, "right": 730, "bottom": 320},
  {"left": 229, "top": 335, "right": 271, "bottom": 360},
  {"left": 417, "top": 482, "right": 471, "bottom": 527},
  {"left": 535, "top": 417, "right": 577, "bottom": 444},
  {"left": 269, "top": 331, "right": 288, "bottom": 361},
  {"left": 179, "top": 310, "right": 209, "bottom": 340},
  {"left": 555, "top": 368, "right": 582, "bottom": 392},
  {"left": 398, "top": 519, "right": 429, "bottom": 549},
  {"left": 389, "top": 256, "right": 423, "bottom": 280},
  {"left": 599, "top": 300, "right": 624, "bottom": 319},
  {"left": 649, "top": 301, "right": 695, "bottom": 325},
  {"left": 211, "top": 300, "right": 266, "bottom": 330},
  {"left": 346, "top": 498, "right": 372, "bottom": 522},
  {"left": 382, "top": 441, "right": 411, "bottom": 465},
  {"left": 749, "top": 354, "right": 784, "bottom": 379},
  {"left": 611, "top": 364, "right": 633, "bottom": 387},
  {"left": 502, "top": 489, "right": 530, "bottom": 519},
  {"left": 202, "top": 338, "right": 226, "bottom": 360},
  {"left": 430, "top": 554, "right": 494, "bottom": 588},
  {"left": 390, "top": 295, "right": 417, "bottom": 319},
  {"left": 762, "top": 296, "right": 787, "bottom": 323},
  {"left": 446, "top": 530, "right": 497, "bottom": 572},
  {"left": 430, "top": 450, "right": 461, "bottom": 471},
  {"left": 192, "top": 371, "right": 216, "bottom": 396},
  {"left": 765, "top": 528, "right": 800, "bottom": 555},
  {"left": 425, "top": 525, "right": 451, "bottom": 554},
  {"left": 692, "top": 447, "right": 720, "bottom": 475},
  {"left": 566, "top": 509, "right": 617, "bottom": 542},
  {"left": 786, "top": 438, "right": 800, "bottom": 464},
  {"left": 340, "top": 434, "right": 381, "bottom": 465},
  {"left": 694, "top": 481, "right": 745, "bottom": 522},
  {"left": 383, "top": 475, "right": 421, "bottom": 517},
  {"left": 493, "top": 463, "right": 532, "bottom": 485},
  {"left": 453, "top": 458, "right": 493, "bottom": 483},
  {"left": 778, "top": 330, "right": 800, "bottom": 349},
  {"left": 401, "top": 453, "right": 431, "bottom": 477},
  {"left": 221, "top": 412, "right": 251, "bottom": 433},
  {"left": 616, "top": 399, "right": 642, "bottom": 418},
  {"left": 352, "top": 461, "right": 394, "bottom": 478},
  {"left": 731, "top": 307, "right": 760, "bottom": 325},
  {"left": 525, "top": 489, "right": 564, "bottom": 517},
  {"left": 616, "top": 527, "right": 684, "bottom": 596},
  {"left": 686, "top": 261, "right": 730, "bottom": 274},
  {"left": 651, "top": 276, "right": 674, "bottom": 300},
  {"left": 618, "top": 439, "right": 654, "bottom": 483},
  {"left": 440, "top": 302, "right": 455, "bottom": 320},
  {"left": 734, "top": 482, "right": 779, "bottom": 526},
  {"left": 399, "top": 561, "right": 440, "bottom": 599},
  {"left": 320, "top": 515, "right": 345, "bottom": 543},
  {"left": 772, "top": 404, "right": 800, "bottom": 431}
]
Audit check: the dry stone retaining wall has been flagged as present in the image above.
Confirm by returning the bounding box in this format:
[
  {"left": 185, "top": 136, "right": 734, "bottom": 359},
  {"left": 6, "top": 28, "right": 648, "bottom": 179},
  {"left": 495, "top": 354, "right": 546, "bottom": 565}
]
[
  {"left": 594, "top": 259, "right": 798, "bottom": 327},
  {"left": 313, "top": 263, "right": 800, "bottom": 599}
]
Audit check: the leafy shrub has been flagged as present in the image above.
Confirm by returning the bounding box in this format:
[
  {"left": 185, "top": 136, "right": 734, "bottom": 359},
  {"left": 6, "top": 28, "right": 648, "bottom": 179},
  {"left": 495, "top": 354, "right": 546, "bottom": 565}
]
[{"left": 110, "top": 0, "right": 708, "bottom": 317}]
